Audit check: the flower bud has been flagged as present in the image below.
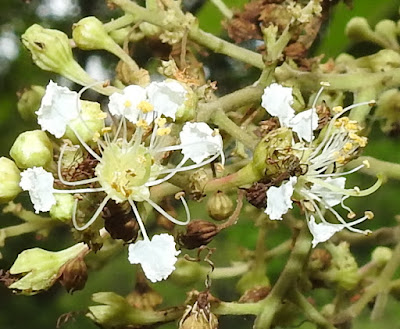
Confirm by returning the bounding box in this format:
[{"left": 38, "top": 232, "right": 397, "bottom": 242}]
[
  {"left": 58, "top": 255, "right": 88, "bottom": 293},
  {"left": 375, "top": 20, "right": 398, "bottom": 47},
  {"left": 50, "top": 194, "right": 75, "bottom": 222},
  {"left": 21, "top": 24, "right": 93, "bottom": 86},
  {"left": 88, "top": 292, "right": 137, "bottom": 327},
  {"left": 10, "top": 130, "right": 53, "bottom": 169},
  {"left": 0, "top": 157, "right": 22, "bottom": 203},
  {"left": 17, "top": 85, "right": 45, "bottom": 122},
  {"left": 371, "top": 246, "right": 392, "bottom": 267},
  {"left": 207, "top": 191, "right": 234, "bottom": 221},
  {"left": 72, "top": 17, "right": 116, "bottom": 51},
  {"left": 8, "top": 243, "right": 86, "bottom": 294},
  {"left": 356, "top": 49, "right": 400, "bottom": 73},
  {"left": 103, "top": 200, "right": 139, "bottom": 242},
  {"left": 126, "top": 276, "right": 163, "bottom": 310},
  {"left": 170, "top": 259, "right": 205, "bottom": 286},
  {"left": 64, "top": 100, "right": 105, "bottom": 145},
  {"left": 309, "top": 248, "right": 332, "bottom": 271},
  {"left": 236, "top": 270, "right": 270, "bottom": 295},
  {"left": 178, "top": 220, "right": 219, "bottom": 249},
  {"left": 345, "top": 17, "right": 374, "bottom": 42}
]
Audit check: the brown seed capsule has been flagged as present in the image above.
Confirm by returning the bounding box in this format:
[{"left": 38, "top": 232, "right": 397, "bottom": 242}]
[
  {"left": 239, "top": 286, "right": 270, "bottom": 303},
  {"left": 103, "top": 200, "right": 139, "bottom": 242},
  {"left": 207, "top": 191, "right": 234, "bottom": 221},
  {"left": 178, "top": 220, "right": 219, "bottom": 250},
  {"left": 126, "top": 273, "right": 163, "bottom": 310},
  {"left": 58, "top": 255, "right": 88, "bottom": 293}
]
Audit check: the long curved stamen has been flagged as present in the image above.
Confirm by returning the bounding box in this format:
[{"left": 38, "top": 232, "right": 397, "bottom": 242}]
[
  {"left": 128, "top": 198, "right": 149, "bottom": 241},
  {"left": 145, "top": 197, "right": 190, "bottom": 225},
  {"left": 145, "top": 157, "right": 188, "bottom": 187},
  {"left": 72, "top": 195, "right": 110, "bottom": 231},
  {"left": 57, "top": 144, "right": 100, "bottom": 186},
  {"left": 112, "top": 116, "right": 125, "bottom": 144},
  {"left": 69, "top": 125, "right": 102, "bottom": 162},
  {"left": 160, "top": 151, "right": 221, "bottom": 175},
  {"left": 313, "top": 164, "right": 365, "bottom": 178},
  {"left": 311, "top": 100, "right": 374, "bottom": 158},
  {"left": 306, "top": 175, "right": 383, "bottom": 197}
]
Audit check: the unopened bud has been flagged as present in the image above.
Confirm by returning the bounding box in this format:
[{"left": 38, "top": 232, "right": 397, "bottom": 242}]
[
  {"left": 375, "top": 89, "right": 400, "bottom": 134},
  {"left": 50, "top": 194, "right": 75, "bottom": 222},
  {"left": 21, "top": 24, "right": 93, "bottom": 86},
  {"left": 103, "top": 200, "right": 139, "bottom": 242},
  {"left": 309, "top": 248, "right": 332, "bottom": 271},
  {"left": 58, "top": 255, "right": 88, "bottom": 293},
  {"left": 207, "top": 191, "right": 234, "bottom": 221},
  {"left": 178, "top": 220, "right": 218, "bottom": 249},
  {"left": 72, "top": 17, "right": 116, "bottom": 52},
  {"left": 170, "top": 259, "right": 205, "bottom": 286},
  {"left": 126, "top": 277, "right": 163, "bottom": 310},
  {"left": 375, "top": 20, "right": 398, "bottom": 47},
  {"left": 64, "top": 100, "right": 106, "bottom": 144},
  {"left": 175, "top": 83, "right": 197, "bottom": 122},
  {"left": 0, "top": 157, "right": 22, "bottom": 203},
  {"left": 371, "top": 246, "right": 392, "bottom": 267},
  {"left": 17, "top": 85, "right": 45, "bottom": 122},
  {"left": 10, "top": 130, "right": 53, "bottom": 169},
  {"left": 345, "top": 17, "right": 374, "bottom": 42}
]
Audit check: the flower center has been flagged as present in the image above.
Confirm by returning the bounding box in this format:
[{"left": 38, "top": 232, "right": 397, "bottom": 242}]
[{"left": 95, "top": 143, "right": 152, "bottom": 202}]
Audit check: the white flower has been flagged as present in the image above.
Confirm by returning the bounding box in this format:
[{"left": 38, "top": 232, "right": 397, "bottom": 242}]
[
  {"left": 309, "top": 177, "right": 346, "bottom": 208},
  {"left": 108, "top": 85, "right": 149, "bottom": 124},
  {"left": 261, "top": 83, "right": 318, "bottom": 141},
  {"left": 36, "top": 80, "right": 79, "bottom": 138},
  {"left": 128, "top": 233, "right": 180, "bottom": 282},
  {"left": 261, "top": 83, "right": 295, "bottom": 126},
  {"left": 308, "top": 216, "right": 345, "bottom": 248},
  {"left": 19, "top": 167, "right": 56, "bottom": 213},
  {"left": 180, "top": 122, "right": 223, "bottom": 164},
  {"left": 265, "top": 176, "right": 297, "bottom": 220},
  {"left": 146, "top": 80, "right": 187, "bottom": 121},
  {"left": 288, "top": 108, "right": 318, "bottom": 142}
]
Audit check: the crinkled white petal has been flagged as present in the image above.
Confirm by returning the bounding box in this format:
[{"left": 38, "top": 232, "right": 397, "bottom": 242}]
[
  {"left": 261, "top": 83, "right": 295, "bottom": 126},
  {"left": 308, "top": 216, "right": 345, "bottom": 248},
  {"left": 179, "top": 122, "right": 223, "bottom": 164},
  {"left": 288, "top": 108, "right": 319, "bottom": 142},
  {"left": 147, "top": 80, "right": 187, "bottom": 121},
  {"left": 19, "top": 167, "right": 56, "bottom": 213},
  {"left": 108, "top": 85, "right": 149, "bottom": 123},
  {"left": 310, "top": 177, "right": 346, "bottom": 207},
  {"left": 265, "top": 176, "right": 297, "bottom": 220},
  {"left": 36, "top": 80, "right": 79, "bottom": 138},
  {"left": 128, "top": 233, "right": 180, "bottom": 283}
]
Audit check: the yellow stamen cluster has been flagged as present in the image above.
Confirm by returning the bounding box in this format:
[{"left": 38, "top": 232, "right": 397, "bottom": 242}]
[
  {"left": 155, "top": 117, "right": 167, "bottom": 127},
  {"left": 137, "top": 100, "right": 154, "bottom": 113},
  {"left": 136, "top": 119, "right": 149, "bottom": 129},
  {"left": 157, "top": 127, "right": 171, "bottom": 136}
]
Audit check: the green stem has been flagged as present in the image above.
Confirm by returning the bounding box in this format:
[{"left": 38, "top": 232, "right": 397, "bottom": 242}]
[
  {"left": 254, "top": 225, "right": 312, "bottom": 329},
  {"left": 212, "top": 109, "right": 258, "bottom": 150},
  {"left": 213, "top": 301, "right": 262, "bottom": 316},
  {"left": 334, "top": 240, "right": 400, "bottom": 324},
  {"left": 275, "top": 63, "right": 400, "bottom": 92},
  {"left": 197, "top": 84, "right": 264, "bottom": 121},
  {"left": 209, "top": 262, "right": 250, "bottom": 279},
  {"left": 346, "top": 156, "right": 400, "bottom": 181},
  {"left": 289, "top": 289, "right": 336, "bottom": 329},
  {"left": 103, "top": 14, "right": 136, "bottom": 32},
  {"left": 209, "top": 0, "right": 233, "bottom": 19}
]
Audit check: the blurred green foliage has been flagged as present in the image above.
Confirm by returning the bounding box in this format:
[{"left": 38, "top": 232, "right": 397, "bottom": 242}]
[{"left": 0, "top": 1, "right": 399, "bottom": 329}]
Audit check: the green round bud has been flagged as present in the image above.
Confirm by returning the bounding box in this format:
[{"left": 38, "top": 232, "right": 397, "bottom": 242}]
[
  {"left": 64, "top": 100, "right": 105, "bottom": 144},
  {"left": 10, "top": 130, "right": 53, "bottom": 169},
  {"left": 175, "top": 84, "right": 197, "bottom": 122},
  {"left": 236, "top": 269, "right": 270, "bottom": 295},
  {"left": 345, "top": 17, "right": 373, "bottom": 42},
  {"left": 17, "top": 85, "right": 45, "bottom": 122},
  {"left": 50, "top": 194, "right": 75, "bottom": 222},
  {"left": 372, "top": 246, "right": 393, "bottom": 267},
  {"left": 72, "top": 17, "right": 116, "bottom": 51},
  {"left": 207, "top": 191, "right": 234, "bottom": 221},
  {"left": 375, "top": 89, "right": 400, "bottom": 133},
  {"left": 169, "top": 258, "right": 205, "bottom": 286},
  {"left": 375, "top": 20, "right": 398, "bottom": 46},
  {"left": 21, "top": 24, "right": 75, "bottom": 75},
  {"left": 0, "top": 157, "right": 22, "bottom": 203},
  {"left": 357, "top": 49, "right": 400, "bottom": 73}
]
